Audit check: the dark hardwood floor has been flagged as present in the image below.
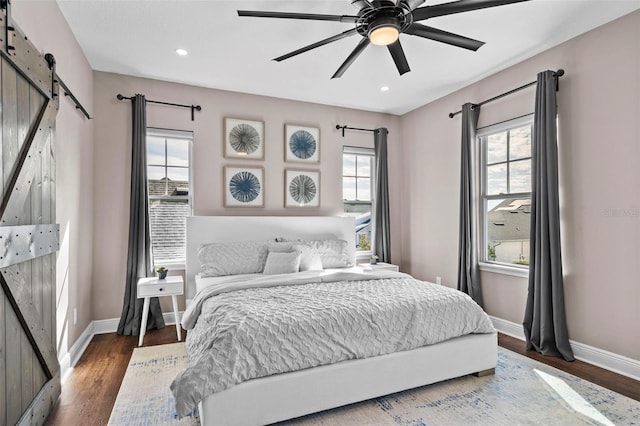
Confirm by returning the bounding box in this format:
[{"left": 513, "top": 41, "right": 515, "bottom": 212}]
[
  {"left": 45, "top": 327, "right": 184, "bottom": 426},
  {"left": 498, "top": 334, "right": 640, "bottom": 402},
  {"left": 45, "top": 331, "right": 639, "bottom": 425}
]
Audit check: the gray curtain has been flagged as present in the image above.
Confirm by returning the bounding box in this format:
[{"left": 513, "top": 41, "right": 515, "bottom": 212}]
[
  {"left": 117, "top": 94, "right": 165, "bottom": 336},
  {"left": 457, "top": 103, "right": 483, "bottom": 306},
  {"left": 373, "top": 128, "right": 391, "bottom": 263},
  {"left": 523, "top": 71, "right": 574, "bottom": 361}
]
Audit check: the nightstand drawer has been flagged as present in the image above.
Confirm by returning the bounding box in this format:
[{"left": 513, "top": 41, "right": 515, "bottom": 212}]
[{"left": 138, "top": 276, "right": 183, "bottom": 298}]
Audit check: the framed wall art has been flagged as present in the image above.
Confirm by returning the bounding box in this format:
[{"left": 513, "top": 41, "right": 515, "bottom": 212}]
[
  {"left": 285, "top": 124, "right": 320, "bottom": 163},
  {"left": 285, "top": 169, "right": 320, "bottom": 208},
  {"left": 224, "top": 166, "right": 265, "bottom": 207},
  {"left": 224, "top": 118, "right": 265, "bottom": 159}
]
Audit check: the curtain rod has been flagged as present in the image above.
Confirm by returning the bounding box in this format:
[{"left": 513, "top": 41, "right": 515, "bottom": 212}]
[
  {"left": 448, "top": 69, "right": 565, "bottom": 119},
  {"left": 116, "top": 94, "right": 202, "bottom": 121},
  {"left": 335, "top": 124, "right": 389, "bottom": 138}
]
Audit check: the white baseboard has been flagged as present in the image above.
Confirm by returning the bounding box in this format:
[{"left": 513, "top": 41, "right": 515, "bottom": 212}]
[
  {"left": 490, "top": 316, "right": 526, "bottom": 340},
  {"left": 490, "top": 315, "right": 640, "bottom": 381},
  {"left": 570, "top": 341, "right": 640, "bottom": 382},
  {"left": 59, "top": 311, "right": 182, "bottom": 383},
  {"left": 59, "top": 321, "right": 94, "bottom": 383}
]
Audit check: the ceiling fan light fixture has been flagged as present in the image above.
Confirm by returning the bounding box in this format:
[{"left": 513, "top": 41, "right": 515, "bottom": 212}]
[{"left": 368, "top": 17, "right": 400, "bottom": 46}]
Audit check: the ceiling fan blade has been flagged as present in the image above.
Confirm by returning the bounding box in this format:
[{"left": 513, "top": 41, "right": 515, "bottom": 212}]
[
  {"left": 413, "top": 0, "right": 530, "bottom": 21},
  {"left": 274, "top": 28, "right": 360, "bottom": 62},
  {"left": 350, "top": 0, "right": 374, "bottom": 10},
  {"left": 401, "top": 0, "right": 426, "bottom": 10},
  {"left": 332, "top": 37, "right": 371, "bottom": 79},
  {"left": 238, "top": 10, "right": 358, "bottom": 23},
  {"left": 387, "top": 40, "right": 410, "bottom": 75},
  {"left": 406, "top": 23, "right": 485, "bottom": 51}
]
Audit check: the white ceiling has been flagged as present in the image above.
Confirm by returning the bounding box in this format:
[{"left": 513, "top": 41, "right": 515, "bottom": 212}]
[{"left": 57, "top": 0, "right": 640, "bottom": 115}]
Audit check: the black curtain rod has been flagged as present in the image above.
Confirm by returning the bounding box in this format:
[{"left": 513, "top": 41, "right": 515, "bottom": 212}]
[
  {"left": 335, "top": 124, "right": 388, "bottom": 138},
  {"left": 116, "top": 94, "right": 202, "bottom": 121},
  {"left": 448, "top": 69, "right": 565, "bottom": 119}
]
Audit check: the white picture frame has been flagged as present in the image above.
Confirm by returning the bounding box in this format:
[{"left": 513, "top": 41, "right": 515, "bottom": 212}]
[
  {"left": 285, "top": 169, "right": 320, "bottom": 208},
  {"left": 224, "top": 166, "right": 265, "bottom": 207},
  {"left": 224, "top": 118, "right": 265, "bottom": 160},
  {"left": 285, "top": 124, "right": 320, "bottom": 163}
]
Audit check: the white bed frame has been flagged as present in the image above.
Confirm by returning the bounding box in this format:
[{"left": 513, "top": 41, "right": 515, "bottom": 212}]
[{"left": 186, "top": 216, "right": 497, "bottom": 426}]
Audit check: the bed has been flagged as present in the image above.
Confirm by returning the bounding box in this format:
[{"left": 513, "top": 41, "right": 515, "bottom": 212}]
[{"left": 174, "top": 215, "right": 497, "bottom": 426}]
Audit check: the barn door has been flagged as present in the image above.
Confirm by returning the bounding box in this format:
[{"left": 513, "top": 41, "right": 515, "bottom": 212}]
[{"left": 0, "top": 2, "right": 61, "bottom": 425}]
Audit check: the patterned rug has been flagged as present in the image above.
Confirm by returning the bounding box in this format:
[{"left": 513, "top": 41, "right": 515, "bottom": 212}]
[
  {"left": 108, "top": 343, "right": 198, "bottom": 426},
  {"left": 109, "top": 343, "right": 640, "bottom": 426}
]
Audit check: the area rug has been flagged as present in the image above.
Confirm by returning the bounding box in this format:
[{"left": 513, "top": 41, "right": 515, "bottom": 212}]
[
  {"left": 109, "top": 343, "right": 640, "bottom": 426},
  {"left": 108, "top": 343, "right": 197, "bottom": 426}
]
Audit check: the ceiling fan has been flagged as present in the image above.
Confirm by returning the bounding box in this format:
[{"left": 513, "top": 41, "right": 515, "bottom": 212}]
[{"left": 238, "top": 0, "right": 530, "bottom": 79}]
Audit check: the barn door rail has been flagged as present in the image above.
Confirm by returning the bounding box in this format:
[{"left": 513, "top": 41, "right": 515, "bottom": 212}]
[
  {"left": 0, "top": 0, "right": 92, "bottom": 119},
  {"left": 44, "top": 53, "right": 92, "bottom": 119}
]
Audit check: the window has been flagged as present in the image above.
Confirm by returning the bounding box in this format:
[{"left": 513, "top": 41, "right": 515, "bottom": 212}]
[
  {"left": 343, "top": 146, "right": 375, "bottom": 252},
  {"left": 146, "top": 128, "right": 193, "bottom": 267},
  {"left": 479, "top": 116, "right": 532, "bottom": 268}
]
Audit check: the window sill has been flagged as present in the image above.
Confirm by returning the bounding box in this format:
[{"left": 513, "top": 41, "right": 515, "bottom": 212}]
[{"left": 479, "top": 262, "right": 529, "bottom": 279}]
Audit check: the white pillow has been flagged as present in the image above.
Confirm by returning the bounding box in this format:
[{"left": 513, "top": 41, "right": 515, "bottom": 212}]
[
  {"left": 291, "top": 245, "right": 323, "bottom": 271},
  {"left": 293, "top": 239, "right": 352, "bottom": 268},
  {"left": 263, "top": 252, "right": 301, "bottom": 275},
  {"left": 198, "top": 240, "right": 270, "bottom": 277}
]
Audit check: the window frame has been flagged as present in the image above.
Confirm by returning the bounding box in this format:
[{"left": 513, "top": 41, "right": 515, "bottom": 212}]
[
  {"left": 342, "top": 146, "right": 376, "bottom": 257},
  {"left": 146, "top": 127, "right": 194, "bottom": 269},
  {"left": 478, "top": 115, "right": 533, "bottom": 277}
]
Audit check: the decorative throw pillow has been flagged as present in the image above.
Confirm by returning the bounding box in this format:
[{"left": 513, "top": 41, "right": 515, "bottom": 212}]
[
  {"left": 291, "top": 245, "right": 327, "bottom": 271},
  {"left": 198, "top": 240, "right": 270, "bottom": 277},
  {"left": 263, "top": 251, "right": 301, "bottom": 275},
  {"left": 295, "top": 239, "right": 352, "bottom": 268}
]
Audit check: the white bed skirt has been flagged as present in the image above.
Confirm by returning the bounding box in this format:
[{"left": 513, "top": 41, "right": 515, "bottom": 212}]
[{"left": 199, "top": 332, "right": 497, "bottom": 426}]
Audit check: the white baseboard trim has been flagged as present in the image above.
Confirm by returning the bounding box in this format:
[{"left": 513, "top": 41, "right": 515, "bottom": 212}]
[
  {"left": 490, "top": 316, "right": 525, "bottom": 340},
  {"left": 570, "top": 341, "right": 640, "bottom": 382},
  {"left": 490, "top": 315, "right": 640, "bottom": 381},
  {"left": 59, "top": 312, "right": 182, "bottom": 383},
  {"left": 59, "top": 321, "right": 94, "bottom": 383}
]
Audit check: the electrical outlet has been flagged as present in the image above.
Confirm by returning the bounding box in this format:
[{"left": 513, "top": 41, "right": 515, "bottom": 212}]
[
  {"left": 436, "top": 276, "right": 442, "bottom": 285},
  {"left": 73, "top": 308, "right": 78, "bottom": 325}
]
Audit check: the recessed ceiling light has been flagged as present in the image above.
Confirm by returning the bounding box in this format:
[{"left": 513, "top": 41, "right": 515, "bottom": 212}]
[
  {"left": 380, "top": 86, "right": 390, "bottom": 92},
  {"left": 176, "top": 49, "right": 188, "bottom": 56}
]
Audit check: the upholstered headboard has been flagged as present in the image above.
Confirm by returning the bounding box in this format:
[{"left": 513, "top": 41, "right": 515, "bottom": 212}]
[{"left": 185, "top": 216, "right": 356, "bottom": 301}]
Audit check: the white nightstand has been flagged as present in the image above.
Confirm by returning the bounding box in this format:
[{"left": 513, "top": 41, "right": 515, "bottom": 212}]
[
  {"left": 358, "top": 262, "right": 399, "bottom": 272},
  {"left": 137, "top": 275, "right": 183, "bottom": 346}
]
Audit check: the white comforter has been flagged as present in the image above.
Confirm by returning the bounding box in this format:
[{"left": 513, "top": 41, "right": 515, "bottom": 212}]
[{"left": 171, "top": 270, "right": 495, "bottom": 417}]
